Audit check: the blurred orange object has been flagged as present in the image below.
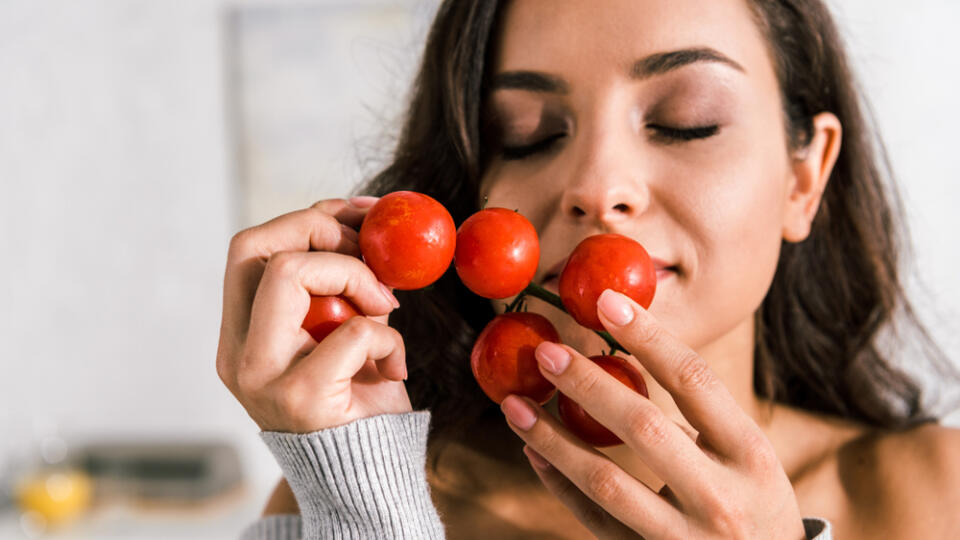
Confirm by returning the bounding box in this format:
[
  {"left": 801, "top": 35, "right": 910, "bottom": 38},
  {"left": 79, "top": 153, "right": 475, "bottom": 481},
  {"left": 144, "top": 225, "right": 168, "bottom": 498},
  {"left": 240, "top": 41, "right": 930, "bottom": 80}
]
[{"left": 15, "top": 469, "right": 92, "bottom": 527}]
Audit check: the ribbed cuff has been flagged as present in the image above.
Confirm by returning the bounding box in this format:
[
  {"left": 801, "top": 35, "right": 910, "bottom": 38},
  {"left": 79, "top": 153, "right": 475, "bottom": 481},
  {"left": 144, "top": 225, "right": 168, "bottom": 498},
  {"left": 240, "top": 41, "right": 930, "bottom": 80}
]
[
  {"left": 261, "top": 411, "right": 444, "bottom": 539},
  {"left": 803, "top": 517, "right": 833, "bottom": 539},
  {"left": 240, "top": 514, "right": 302, "bottom": 540}
]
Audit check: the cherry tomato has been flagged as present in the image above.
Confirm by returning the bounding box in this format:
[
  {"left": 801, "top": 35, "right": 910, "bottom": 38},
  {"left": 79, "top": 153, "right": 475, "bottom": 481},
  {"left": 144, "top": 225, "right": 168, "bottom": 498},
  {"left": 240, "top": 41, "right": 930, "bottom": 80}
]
[
  {"left": 301, "top": 295, "right": 361, "bottom": 342},
  {"left": 471, "top": 312, "right": 560, "bottom": 404},
  {"left": 558, "top": 234, "right": 656, "bottom": 332},
  {"left": 359, "top": 191, "right": 456, "bottom": 290},
  {"left": 558, "top": 355, "right": 649, "bottom": 447},
  {"left": 455, "top": 208, "right": 540, "bottom": 299}
]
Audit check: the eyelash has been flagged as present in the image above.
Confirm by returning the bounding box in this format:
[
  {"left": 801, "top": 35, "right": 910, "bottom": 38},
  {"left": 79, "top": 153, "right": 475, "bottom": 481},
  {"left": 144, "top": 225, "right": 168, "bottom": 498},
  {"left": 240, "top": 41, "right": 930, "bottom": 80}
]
[
  {"left": 499, "top": 124, "right": 720, "bottom": 160},
  {"left": 500, "top": 133, "right": 567, "bottom": 160},
  {"left": 648, "top": 124, "right": 720, "bottom": 143}
]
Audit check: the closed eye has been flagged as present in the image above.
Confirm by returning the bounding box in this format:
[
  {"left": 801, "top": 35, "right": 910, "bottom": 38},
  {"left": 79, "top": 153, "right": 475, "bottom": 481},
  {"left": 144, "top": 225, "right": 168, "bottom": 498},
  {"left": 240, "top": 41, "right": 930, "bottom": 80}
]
[
  {"left": 500, "top": 133, "right": 566, "bottom": 160},
  {"left": 648, "top": 124, "right": 720, "bottom": 143}
]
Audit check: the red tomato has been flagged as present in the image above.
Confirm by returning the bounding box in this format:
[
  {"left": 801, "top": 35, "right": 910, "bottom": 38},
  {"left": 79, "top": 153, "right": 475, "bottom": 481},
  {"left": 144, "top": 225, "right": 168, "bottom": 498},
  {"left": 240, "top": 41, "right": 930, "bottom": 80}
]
[
  {"left": 301, "top": 295, "right": 361, "bottom": 342},
  {"left": 455, "top": 208, "right": 540, "bottom": 299},
  {"left": 359, "top": 191, "right": 456, "bottom": 290},
  {"left": 558, "top": 234, "right": 656, "bottom": 332},
  {"left": 471, "top": 312, "right": 560, "bottom": 404},
  {"left": 557, "top": 355, "right": 649, "bottom": 447}
]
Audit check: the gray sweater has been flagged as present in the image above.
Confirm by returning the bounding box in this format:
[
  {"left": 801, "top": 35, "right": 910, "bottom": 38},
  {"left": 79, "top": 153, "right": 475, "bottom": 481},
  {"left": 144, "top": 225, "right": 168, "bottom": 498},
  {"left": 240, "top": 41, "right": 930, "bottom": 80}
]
[{"left": 240, "top": 412, "right": 832, "bottom": 539}]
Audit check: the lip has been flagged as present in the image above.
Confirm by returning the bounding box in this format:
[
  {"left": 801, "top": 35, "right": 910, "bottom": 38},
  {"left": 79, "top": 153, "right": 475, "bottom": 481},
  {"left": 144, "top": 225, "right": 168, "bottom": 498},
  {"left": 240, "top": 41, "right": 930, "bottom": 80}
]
[
  {"left": 540, "top": 255, "right": 678, "bottom": 285},
  {"left": 539, "top": 257, "right": 569, "bottom": 284}
]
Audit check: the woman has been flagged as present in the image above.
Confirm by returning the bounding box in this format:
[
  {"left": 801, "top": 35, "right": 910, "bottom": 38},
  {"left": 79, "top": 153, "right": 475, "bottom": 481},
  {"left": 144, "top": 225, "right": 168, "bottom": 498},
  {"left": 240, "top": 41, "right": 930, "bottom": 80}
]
[{"left": 217, "top": 0, "right": 960, "bottom": 538}]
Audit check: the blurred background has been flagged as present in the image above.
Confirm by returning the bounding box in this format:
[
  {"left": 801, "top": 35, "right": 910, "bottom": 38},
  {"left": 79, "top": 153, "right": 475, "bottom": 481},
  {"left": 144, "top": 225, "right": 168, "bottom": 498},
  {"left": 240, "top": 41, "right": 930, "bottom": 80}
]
[{"left": 0, "top": 0, "right": 957, "bottom": 538}]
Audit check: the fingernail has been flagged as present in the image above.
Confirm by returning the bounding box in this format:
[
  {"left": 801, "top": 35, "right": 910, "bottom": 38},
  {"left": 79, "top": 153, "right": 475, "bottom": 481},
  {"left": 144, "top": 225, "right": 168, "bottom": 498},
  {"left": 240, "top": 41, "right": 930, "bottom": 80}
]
[
  {"left": 501, "top": 395, "right": 537, "bottom": 430},
  {"left": 349, "top": 195, "right": 379, "bottom": 208},
  {"left": 379, "top": 282, "right": 400, "bottom": 309},
  {"left": 536, "top": 342, "right": 570, "bottom": 375},
  {"left": 598, "top": 289, "right": 634, "bottom": 326},
  {"left": 523, "top": 446, "right": 552, "bottom": 471}
]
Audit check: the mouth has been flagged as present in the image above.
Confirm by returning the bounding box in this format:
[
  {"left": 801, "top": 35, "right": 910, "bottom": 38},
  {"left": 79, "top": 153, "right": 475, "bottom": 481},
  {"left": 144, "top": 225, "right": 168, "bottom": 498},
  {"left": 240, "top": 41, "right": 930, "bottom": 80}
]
[{"left": 540, "top": 256, "right": 678, "bottom": 293}]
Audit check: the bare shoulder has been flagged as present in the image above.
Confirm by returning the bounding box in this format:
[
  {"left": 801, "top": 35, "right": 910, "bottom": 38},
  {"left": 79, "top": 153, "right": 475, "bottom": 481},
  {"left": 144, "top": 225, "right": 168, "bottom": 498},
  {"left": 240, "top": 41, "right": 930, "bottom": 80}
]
[{"left": 838, "top": 422, "right": 960, "bottom": 537}]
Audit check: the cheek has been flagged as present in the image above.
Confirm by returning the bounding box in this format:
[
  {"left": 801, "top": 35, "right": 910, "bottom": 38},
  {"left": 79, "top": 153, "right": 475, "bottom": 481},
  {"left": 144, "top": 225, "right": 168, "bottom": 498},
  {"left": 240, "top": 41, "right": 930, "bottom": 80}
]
[
  {"left": 657, "top": 133, "right": 790, "bottom": 346},
  {"left": 481, "top": 167, "right": 560, "bottom": 233}
]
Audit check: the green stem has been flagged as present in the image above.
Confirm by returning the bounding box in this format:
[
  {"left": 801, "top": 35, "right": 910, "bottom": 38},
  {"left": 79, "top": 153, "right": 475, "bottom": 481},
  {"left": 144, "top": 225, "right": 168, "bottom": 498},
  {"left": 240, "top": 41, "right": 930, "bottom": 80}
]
[{"left": 522, "top": 282, "right": 626, "bottom": 356}]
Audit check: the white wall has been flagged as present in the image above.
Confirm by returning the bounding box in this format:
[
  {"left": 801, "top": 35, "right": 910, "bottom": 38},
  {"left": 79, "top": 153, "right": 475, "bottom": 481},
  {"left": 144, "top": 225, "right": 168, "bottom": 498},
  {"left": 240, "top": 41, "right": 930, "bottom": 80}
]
[
  {"left": 0, "top": 1, "right": 437, "bottom": 537},
  {"left": 0, "top": 0, "right": 958, "bottom": 537},
  {"left": 0, "top": 2, "right": 255, "bottom": 537}
]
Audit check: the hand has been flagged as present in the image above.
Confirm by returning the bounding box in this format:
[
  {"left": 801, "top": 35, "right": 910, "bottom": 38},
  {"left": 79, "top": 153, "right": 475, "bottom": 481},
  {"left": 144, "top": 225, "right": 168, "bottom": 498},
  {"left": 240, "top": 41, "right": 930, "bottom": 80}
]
[
  {"left": 216, "top": 197, "right": 412, "bottom": 433},
  {"left": 500, "top": 289, "right": 805, "bottom": 539}
]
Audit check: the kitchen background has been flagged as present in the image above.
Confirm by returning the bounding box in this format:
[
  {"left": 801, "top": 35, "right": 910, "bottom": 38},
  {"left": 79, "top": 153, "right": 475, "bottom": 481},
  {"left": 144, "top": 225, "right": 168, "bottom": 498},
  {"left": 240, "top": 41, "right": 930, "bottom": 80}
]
[{"left": 1, "top": 0, "right": 958, "bottom": 538}]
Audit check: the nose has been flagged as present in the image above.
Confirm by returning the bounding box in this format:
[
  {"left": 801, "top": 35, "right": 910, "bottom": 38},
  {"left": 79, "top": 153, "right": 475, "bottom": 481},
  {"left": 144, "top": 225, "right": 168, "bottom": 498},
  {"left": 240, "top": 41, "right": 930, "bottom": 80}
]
[{"left": 559, "top": 139, "right": 649, "bottom": 226}]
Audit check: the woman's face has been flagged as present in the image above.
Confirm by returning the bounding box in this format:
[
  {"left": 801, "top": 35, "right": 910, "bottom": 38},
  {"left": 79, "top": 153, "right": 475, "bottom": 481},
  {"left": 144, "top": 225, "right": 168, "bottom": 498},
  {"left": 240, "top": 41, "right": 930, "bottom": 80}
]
[{"left": 481, "top": 0, "right": 796, "bottom": 357}]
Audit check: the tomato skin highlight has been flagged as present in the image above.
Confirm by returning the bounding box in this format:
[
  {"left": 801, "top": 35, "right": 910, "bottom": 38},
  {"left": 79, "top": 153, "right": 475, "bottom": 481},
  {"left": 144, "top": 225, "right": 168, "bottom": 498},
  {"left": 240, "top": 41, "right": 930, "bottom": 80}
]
[
  {"left": 471, "top": 312, "right": 560, "bottom": 404},
  {"left": 301, "top": 295, "right": 361, "bottom": 342},
  {"left": 455, "top": 208, "right": 540, "bottom": 299},
  {"left": 359, "top": 191, "right": 457, "bottom": 290},
  {"left": 558, "top": 234, "right": 656, "bottom": 332},
  {"left": 558, "top": 355, "right": 649, "bottom": 447}
]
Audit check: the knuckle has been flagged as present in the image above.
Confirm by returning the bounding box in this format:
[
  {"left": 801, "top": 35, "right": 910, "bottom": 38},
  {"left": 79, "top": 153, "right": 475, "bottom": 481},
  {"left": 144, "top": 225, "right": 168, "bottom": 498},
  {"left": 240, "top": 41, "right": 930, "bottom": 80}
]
[
  {"left": 531, "top": 424, "right": 565, "bottom": 457},
  {"left": 228, "top": 228, "right": 256, "bottom": 255},
  {"left": 625, "top": 407, "right": 669, "bottom": 447},
  {"left": 310, "top": 199, "right": 340, "bottom": 212},
  {"left": 706, "top": 495, "right": 747, "bottom": 536},
  {"left": 273, "top": 382, "right": 306, "bottom": 418},
  {"left": 234, "top": 364, "right": 260, "bottom": 396},
  {"left": 583, "top": 462, "right": 624, "bottom": 503},
  {"left": 633, "top": 319, "right": 664, "bottom": 345},
  {"left": 339, "top": 316, "right": 373, "bottom": 341},
  {"left": 674, "top": 352, "right": 715, "bottom": 392},
  {"left": 310, "top": 207, "right": 340, "bottom": 229},
  {"left": 265, "top": 250, "right": 300, "bottom": 279},
  {"left": 215, "top": 356, "right": 232, "bottom": 387},
  {"left": 576, "top": 501, "right": 609, "bottom": 530},
  {"left": 570, "top": 368, "right": 604, "bottom": 399},
  {"left": 343, "top": 262, "right": 374, "bottom": 293},
  {"left": 386, "top": 325, "right": 405, "bottom": 352},
  {"left": 741, "top": 432, "right": 779, "bottom": 473}
]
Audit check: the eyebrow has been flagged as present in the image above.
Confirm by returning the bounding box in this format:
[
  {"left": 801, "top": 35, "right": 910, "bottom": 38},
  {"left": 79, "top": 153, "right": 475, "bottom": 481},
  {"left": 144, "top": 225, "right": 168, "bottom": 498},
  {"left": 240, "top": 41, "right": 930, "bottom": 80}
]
[
  {"left": 631, "top": 47, "right": 745, "bottom": 79},
  {"left": 490, "top": 47, "right": 744, "bottom": 94}
]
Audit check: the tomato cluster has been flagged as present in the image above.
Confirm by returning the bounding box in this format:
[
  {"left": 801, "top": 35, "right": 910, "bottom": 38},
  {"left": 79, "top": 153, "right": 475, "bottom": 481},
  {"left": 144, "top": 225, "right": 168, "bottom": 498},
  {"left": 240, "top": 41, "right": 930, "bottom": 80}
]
[{"left": 300, "top": 190, "right": 657, "bottom": 447}]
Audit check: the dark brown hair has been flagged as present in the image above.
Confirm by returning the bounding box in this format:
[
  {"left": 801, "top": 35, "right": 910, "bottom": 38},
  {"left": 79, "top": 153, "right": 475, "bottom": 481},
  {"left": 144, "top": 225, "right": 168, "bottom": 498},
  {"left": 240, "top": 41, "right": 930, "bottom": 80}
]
[{"left": 359, "top": 0, "right": 950, "bottom": 452}]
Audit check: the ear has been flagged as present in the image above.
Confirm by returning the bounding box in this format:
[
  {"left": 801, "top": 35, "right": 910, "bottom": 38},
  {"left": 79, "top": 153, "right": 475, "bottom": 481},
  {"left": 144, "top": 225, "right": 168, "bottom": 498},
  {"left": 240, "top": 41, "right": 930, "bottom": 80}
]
[{"left": 782, "top": 112, "right": 842, "bottom": 243}]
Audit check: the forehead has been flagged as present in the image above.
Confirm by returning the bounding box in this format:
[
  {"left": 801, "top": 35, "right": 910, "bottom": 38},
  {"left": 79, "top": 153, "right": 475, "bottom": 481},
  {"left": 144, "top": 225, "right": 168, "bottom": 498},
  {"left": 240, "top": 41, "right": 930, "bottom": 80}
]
[{"left": 493, "top": 0, "right": 772, "bottom": 83}]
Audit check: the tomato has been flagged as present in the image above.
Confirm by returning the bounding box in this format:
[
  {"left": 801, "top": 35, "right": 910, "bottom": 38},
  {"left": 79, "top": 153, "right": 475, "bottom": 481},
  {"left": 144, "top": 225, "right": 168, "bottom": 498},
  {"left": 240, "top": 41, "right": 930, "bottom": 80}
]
[
  {"left": 455, "top": 208, "right": 540, "bottom": 299},
  {"left": 558, "top": 234, "right": 656, "bottom": 332},
  {"left": 558, "top": 355, "right": 648, "bottom": 447},
  {"left": 471, "top": 312, "right": 560, "bottom": 404},
  {"left": 301, "top": 295, "right": 361, "bottom": 342},
  {"left": 359, "top": 191, "right": 456, "bottom": 290}
]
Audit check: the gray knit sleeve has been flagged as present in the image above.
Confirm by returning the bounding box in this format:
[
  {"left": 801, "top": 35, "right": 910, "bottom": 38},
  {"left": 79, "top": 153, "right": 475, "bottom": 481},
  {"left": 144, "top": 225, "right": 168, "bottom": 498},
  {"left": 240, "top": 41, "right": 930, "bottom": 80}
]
[
  {"left": 240, "top": 514, "right": 302, "bottom": 540},
  {"left": 252, "top": 411, "right": 444, "bottom": 540}
]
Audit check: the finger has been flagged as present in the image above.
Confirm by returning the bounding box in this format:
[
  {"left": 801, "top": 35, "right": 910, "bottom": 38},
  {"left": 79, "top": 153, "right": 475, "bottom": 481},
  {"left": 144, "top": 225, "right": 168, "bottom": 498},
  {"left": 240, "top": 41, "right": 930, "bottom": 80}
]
[
  {"left": 311, "top": 197, "right": 376, "bottom": 230},
  {"left": 222, "top": 201, "right": 367, "bottom": 348},
  {"left": 534, "top": 341, "right": 714, "bottom": 506},
  {"left": 501, "top": 395, "right": 683, "bottom": 538},
  {"left": 243, "top": 251, "right": 398, "bottom": 381},
  {"left": 523, "top": 446, "right": 637, "bottom": 539},
  {"left": 596, "top": 289, "right": 762, "bottom": 460},
  {"left": 287, "top": 316, "right": 406, "bottom": 386},
  {"left": 258, "top": 317, "right": 406, "bottom": 432}
]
